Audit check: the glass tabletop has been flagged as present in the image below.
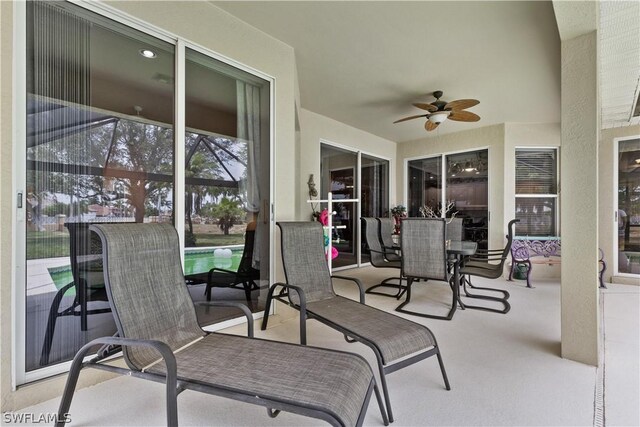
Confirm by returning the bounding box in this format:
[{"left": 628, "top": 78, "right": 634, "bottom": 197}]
[{"left": 447, "top": 240, "right": 477, "bottom": 255}]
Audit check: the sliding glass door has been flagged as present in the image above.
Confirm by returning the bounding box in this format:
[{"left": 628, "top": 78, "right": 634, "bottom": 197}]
[
  {"left": 320, "top": 143, "right": 389, "bottom": 268},
  {"left": 407, "top": 149, "right": 489, "bottom": 248},
  {"left": 21, "top": 0, "right": 271, "bottom": 378},
  {"left": 183, "top": 48, "right": 270, "bottom": 325},
  {"left": 617, "top": 138, "right": 640, "bottom": 275}
]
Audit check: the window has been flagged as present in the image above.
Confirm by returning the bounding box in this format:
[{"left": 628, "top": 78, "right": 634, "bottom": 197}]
[
  {"left": 407, "top": 149, "right": 488, "bottom": 247},
  {"left": 515, "top": 148, "right": 559, "bottom": 236}
]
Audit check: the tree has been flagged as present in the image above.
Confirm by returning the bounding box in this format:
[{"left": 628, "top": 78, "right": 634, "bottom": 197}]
[{"left": 211, "top": 198, "right": 245, "bottom": 235}]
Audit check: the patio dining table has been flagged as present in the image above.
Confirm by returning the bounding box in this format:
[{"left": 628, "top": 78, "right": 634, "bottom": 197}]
[{"left": 446, "top": 240, "right": 478, "bottom": 319}]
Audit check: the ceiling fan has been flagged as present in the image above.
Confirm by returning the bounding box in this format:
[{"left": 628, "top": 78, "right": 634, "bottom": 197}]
[{"left": 394, "top": 90, "right": 480, "bottom": 131}]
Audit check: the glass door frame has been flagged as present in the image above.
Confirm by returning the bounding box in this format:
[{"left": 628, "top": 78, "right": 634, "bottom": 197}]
[
  {"left": 614, "top": 135, "right": 640, "bottom": 278},
  {"left": 403, "top": 146, "right": 491, "bottom": 234},
  {"left": 12, "top": 0, "right": 275, "bottom": 385},
  {"left": 319, "top": 139, "right": 392, "bottom": 270}
]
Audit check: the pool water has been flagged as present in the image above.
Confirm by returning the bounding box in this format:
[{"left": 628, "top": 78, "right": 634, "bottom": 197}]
[{"left": 48, "top": 247, "right": 244, "bottom": 292}]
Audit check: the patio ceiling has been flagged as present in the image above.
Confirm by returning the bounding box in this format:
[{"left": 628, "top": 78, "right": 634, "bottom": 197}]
[
  {"left": 215, "top": 1, "right": 640, "bottom": 141},
  {"left": 214, "top": 1, "right": 561, "bottom": 142}
]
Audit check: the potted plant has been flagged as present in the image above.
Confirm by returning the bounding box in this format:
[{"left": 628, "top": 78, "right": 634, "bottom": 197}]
[{"left": 390, "top": 205, "right": 407, "bottom": 234}]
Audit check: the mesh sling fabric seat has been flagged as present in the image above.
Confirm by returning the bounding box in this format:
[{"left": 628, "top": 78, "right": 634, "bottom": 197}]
[
  {"left": 56, "top": 224, "right": 388, "bottom": 427},
  {"left": 261, "top": 221, "right": 450, "bottom": 423},
  {"left": 362, "top": 217, "right": 404, "bottom": 298},
  {"left": 395, "top": 218, "right": 460, "bottom": 320},
  {"left": 458, "top": 219, "right": 519, "bottom": 314}
]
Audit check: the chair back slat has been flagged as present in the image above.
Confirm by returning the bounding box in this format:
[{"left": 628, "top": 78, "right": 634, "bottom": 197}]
[
  {"left": 362, "top": 217, "right": 388, "bottom": 266},
  {"left": 401, "top": 218, "right": 448, "bottom": 281},
  {"left": 446, "top": 218, "right": 464, "bottom": 242},
  {"left": 277, "top": 222, "right": 335, "bottom": 304},
  {"left": 378, "top": 218, "right": 396, "bottom": 248},
  {"left": 91, "top": 223, "right": 204, "bottom": 370}
]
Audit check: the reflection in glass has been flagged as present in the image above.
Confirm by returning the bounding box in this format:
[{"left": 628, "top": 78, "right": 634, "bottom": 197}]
[
  {"left": 361, "top": 155, "right": 389, "bottom": 263},
  {"left": 321, "top": 145, "right": 358, "bottom": 268},
  {"left": 407, "top": 157, "right": 442, "bottom": 217},
  {"left": 25, "top": 1, "right": 175, "bottom": 371},
  {"left": 183, "top": 48, "right": 270, "bottom": 325},
  {"left": 617, "top": 139, "right": 640, "bottom": 274}
]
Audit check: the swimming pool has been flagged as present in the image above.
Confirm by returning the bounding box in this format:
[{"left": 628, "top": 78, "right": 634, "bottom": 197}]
[{"left": 48, "top": 246, "right": 244, "bottom": 292}]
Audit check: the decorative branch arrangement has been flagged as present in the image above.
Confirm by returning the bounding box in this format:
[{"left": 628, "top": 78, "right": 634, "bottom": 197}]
[
  {"left": 307, "top": 174, "right": 320, "bottom": 220},
  {"left": 419, "top": 200, "right": 458, "bottom": 223}
]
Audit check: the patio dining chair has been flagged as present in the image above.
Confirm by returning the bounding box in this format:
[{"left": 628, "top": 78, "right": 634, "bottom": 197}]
[
  {"left": 395, "top": 218, "right": 459, "bottom": 320},
  {"left": 458, "top": 219, "right": 518, "bottom": 314},
  {"left": 261, "top": 221, "right": 450, "bottom": 423},
  {"left": 361, "top": 217, "right": 404, "bottom": 298},
  {"left": 56, "top": 223, "right": 388, "bottom": 427},
  {"left": 377, "top": 217, "right": 400, "bottom": 255}
]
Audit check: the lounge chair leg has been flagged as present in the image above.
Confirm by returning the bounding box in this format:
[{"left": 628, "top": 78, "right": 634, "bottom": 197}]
[
  {"left": 261, "top": 285, "right": 277, "bottom": 331},
  {"left": 373, "top": 384, "right": 390, "bottom": 426},
  {"left": 436, "top": 350, "right": 451, "bottom": 391},
  {"left": 376, "top": 361, "right": 394, "bottom": 423},
  {"left": 55, "top": 341, "right": 100, "bottom": 427},
  {"left": 266, "top": 408, "right": 281, "bottom": 418}
]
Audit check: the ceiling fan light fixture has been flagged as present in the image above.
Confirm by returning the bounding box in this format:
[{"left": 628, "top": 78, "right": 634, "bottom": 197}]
[{"left": 428, "top": 111, "right": 449, "bottom": 124}]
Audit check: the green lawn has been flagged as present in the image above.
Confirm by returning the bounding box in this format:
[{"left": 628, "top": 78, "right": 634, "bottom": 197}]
[
  {"left": 27, "top": 231, "right": 70, "bottom": 259},
  {"left": 26, "top": 231, "right": 244, "bottom": 260},
  {"left": 192, "top": 233, "right": 244, "bottom": 247}
]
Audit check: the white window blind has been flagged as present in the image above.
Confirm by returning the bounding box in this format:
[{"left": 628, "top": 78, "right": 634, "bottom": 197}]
[
  {"left": 515, "top": 149, "right": 558, "bottom": 236},
  {"left": 515, "top": 149, "right": 557, "bottom": 194}
]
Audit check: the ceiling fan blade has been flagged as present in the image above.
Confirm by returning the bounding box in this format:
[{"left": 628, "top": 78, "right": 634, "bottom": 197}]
[
  {"left": 449, "top": 110, "right": 481, "bottom": 122},
  {"left": 413, "top": 103, "right": 438, "bottom": 112},
  {"left": 425, "top": 120, "right": 439, "bottom": 131},
  {"left": 393, "top": 114, "right": 428, "bottom": 124},
  {"left": 445, "top": 99, "right": 480, "bottom": 111}
]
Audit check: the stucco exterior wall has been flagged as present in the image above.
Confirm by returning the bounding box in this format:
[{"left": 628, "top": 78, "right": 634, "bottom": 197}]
[
  {"left": 560, "top": 30, "right": 599, "bottom": 366},
  {"left": 0, "top": 0, "right": 297, "bottom": 411}
]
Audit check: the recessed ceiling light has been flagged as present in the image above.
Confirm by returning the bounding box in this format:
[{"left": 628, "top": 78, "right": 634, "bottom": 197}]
[
  {"left": 635, "top": 158, "right": 640, "bottom": 164},
  {"left": 139, "top": 49, "right": 157, "bottom": 59}
]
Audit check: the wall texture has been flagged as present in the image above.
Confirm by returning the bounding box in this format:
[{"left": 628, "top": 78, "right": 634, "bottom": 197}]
[{"left": 560, "top": 30, "right": 599, "bottom": 366}]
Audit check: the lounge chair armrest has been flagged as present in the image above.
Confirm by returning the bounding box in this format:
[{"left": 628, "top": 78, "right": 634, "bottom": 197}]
[
  {"left": 271, "top": 282, "right": 307, "bottom": 310},
  {"left": 331, "top": 275, "right": 365, "bottom": 303},
  {"left": 195, "top": 301, "right": 254, "bottom": 338},
  {"left": 271, "top": 282, "right": 308, "bottom": 344},
  {"left": 84, "top": 337, "right": 177, "bottom": 374}
]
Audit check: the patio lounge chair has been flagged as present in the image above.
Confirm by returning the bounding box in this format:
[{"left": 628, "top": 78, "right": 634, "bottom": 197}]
[
  {"left": 261, "top": 221, "right": 450, "bottom": 423},
  {"left": 56, "top": 223, "right": 388, "bottom": 427},
  {"left": 361, "top": 217, "right": 404, "bottom": 298}
]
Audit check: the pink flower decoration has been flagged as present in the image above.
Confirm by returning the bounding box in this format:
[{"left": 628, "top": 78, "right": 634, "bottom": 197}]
[
  {"left": 330, "top": 246, "right": 339, "bottom": 260},
  {"left": 319, "top": 209, "right": 329, "bottom": 226}
]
